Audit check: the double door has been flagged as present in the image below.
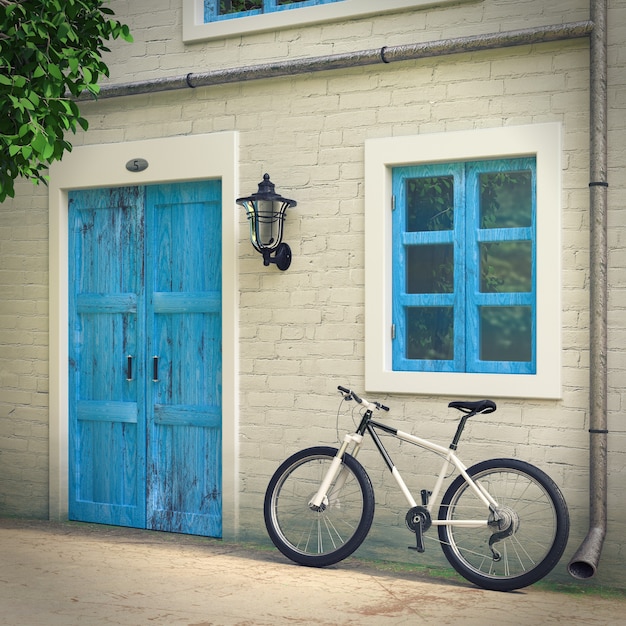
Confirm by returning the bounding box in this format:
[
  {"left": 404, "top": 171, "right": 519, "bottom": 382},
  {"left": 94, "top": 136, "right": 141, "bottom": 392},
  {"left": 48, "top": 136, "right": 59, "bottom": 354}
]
[{"left": 68, "top": 181, "right": 222, "bottom": 536}]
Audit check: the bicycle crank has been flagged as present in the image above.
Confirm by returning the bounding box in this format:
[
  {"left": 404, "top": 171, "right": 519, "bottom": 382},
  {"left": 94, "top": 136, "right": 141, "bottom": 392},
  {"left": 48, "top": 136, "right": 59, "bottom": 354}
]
[
  {"left": 488, "top": 507, "right": 520, "bottom": 561},
  {"left": 406, "top": 506, "right": 432, "bottom": 553}
]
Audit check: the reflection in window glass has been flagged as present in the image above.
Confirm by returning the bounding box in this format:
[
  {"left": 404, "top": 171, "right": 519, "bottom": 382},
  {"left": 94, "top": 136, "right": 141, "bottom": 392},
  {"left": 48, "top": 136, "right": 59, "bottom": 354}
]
[
  {"left": 219, "top": 0, "right": 261, "bottom": 14},
  {"left": 406, "top": 176, "right": 454, "bottom": 232},
  {"left": 211, "top": 0, "right": 340, "bottom": 18},
  {"left": 480, "top": 170, "right": 532, "bottom": 229},
  {"left": 480, "top": 241, "right": 532, "bottom": 293},
  {"left": 407, "top": 307, "right": 454, "bottom": 360},
  {"left": 407, "top": 244, "right": 454, "bottom": 294},
  {"left": 480, "top": 306, "right": 532, "bottom": 362}
]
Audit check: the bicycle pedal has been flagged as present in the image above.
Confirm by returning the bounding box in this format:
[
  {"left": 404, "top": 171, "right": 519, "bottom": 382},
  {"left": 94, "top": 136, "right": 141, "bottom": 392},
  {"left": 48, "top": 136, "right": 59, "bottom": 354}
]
[{"left": 408, "top": 545, "right": 425, "bottom": 553}]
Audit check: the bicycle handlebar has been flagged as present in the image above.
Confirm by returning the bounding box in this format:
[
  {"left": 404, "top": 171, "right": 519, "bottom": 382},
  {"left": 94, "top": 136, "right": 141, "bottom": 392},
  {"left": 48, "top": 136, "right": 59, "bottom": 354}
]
[{"left": 337, "top": 385, "right": 390, "bottom": 412}]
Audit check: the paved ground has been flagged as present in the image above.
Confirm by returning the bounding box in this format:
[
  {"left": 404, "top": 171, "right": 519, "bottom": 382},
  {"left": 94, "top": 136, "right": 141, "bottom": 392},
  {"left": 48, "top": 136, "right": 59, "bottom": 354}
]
[{"left": 1, "top": 518, "right": 624, "bottom": 626}]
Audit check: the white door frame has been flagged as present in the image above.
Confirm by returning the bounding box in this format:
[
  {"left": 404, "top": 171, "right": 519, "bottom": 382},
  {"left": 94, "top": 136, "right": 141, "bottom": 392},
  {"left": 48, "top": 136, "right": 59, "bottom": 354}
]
[{"left": 48, "top": 132, "right": 240, "bottom": 539}]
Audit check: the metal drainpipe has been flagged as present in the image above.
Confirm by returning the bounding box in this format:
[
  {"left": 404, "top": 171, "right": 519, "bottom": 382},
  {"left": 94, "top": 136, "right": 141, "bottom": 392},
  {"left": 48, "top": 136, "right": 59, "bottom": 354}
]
[
  {"left": 87, "top": 21, "right": 593, "bottom": 100},
  {"left": 568, "top": 0, "right": 608, "bottom": 580}
]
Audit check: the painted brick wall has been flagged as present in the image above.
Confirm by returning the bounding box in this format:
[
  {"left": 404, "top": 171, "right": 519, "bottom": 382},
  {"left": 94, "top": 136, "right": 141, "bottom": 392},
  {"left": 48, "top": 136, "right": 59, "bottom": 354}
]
[
  {"left": 0, "top": 180, "right": 49, "bottom": 517},
  {"left": 1, "top": 0, "right": 625, "bottom": 588}
]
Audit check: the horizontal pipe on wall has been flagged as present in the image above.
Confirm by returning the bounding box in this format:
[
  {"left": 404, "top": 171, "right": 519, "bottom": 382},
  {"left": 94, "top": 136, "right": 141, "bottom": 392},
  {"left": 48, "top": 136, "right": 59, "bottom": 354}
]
[{"left": 88, "top": 21, "right": 593, "bottom": 100}]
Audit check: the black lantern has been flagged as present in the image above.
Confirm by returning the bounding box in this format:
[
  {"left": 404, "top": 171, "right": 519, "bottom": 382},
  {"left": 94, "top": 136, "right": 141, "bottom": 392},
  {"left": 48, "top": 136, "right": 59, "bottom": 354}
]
[{"left": 236, "top": 173, "right": 297, "bottom": 271}]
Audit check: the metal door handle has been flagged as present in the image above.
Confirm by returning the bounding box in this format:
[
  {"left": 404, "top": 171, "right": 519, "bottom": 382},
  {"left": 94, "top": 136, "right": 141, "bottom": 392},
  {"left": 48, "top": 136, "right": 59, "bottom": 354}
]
[
  {"left": 152, "top": 356, "right": 159, "bottom": 382},
  {"left": 126, "top": 355, "right": 133, "bottom": 381}
]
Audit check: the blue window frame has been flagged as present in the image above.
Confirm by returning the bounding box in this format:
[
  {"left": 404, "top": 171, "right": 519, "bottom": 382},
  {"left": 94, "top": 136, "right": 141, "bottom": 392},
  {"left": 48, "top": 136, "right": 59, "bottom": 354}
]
[
  {"left": 204, "top": 0, "right": 342, "bottom": 22},
  {"left": 392, "top": 158, "right": 536, "bottom": 375}
]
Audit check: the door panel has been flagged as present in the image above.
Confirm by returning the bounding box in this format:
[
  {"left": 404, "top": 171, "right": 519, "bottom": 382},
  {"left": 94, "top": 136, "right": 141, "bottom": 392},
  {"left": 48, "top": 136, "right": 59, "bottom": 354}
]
[
  {"left": 146, "top": 181, "right": 222, "bottom": 536},
  {"left": 68, "top": 187, "right": 146, "bottom": 528},
  {"left": 68, "top": 181, "right": 222, "bottom": 536}
]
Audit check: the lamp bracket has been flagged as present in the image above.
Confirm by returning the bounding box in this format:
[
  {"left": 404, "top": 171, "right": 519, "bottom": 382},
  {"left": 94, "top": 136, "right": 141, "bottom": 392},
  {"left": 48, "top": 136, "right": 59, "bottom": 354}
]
[{"left": 263, "top": 242, "right": 292, "bottom": 271}]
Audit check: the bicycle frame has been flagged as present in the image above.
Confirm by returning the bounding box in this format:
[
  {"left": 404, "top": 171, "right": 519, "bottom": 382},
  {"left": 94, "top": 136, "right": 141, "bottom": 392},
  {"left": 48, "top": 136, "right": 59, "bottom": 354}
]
[{"left": 309, "top": 410, "right": 499, "bottom": 530}]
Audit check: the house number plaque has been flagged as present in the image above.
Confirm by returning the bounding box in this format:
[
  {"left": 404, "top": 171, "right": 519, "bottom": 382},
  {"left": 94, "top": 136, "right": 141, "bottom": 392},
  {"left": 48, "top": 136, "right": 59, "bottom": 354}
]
[{"left": 126, "top": 158, "right": 149, "bottom": 172}]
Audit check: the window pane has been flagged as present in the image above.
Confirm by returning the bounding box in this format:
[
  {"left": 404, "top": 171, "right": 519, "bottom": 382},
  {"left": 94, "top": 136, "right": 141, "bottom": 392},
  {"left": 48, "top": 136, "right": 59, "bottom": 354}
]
[
  {"left": 216, "top": 0, "right": 335, "bottom": 15},
  {"left": 480, "top": 241, "right": 532, "bottom": 293},
  {"left": 407, "top": 244, "right": 453, "bottom": 294},
  {"left": 406, "top": 176, "right": 454, "bottom": 232},
  {"left": 406, "top": 307, "right": 454, "bottom": 360},
  {"left": 480, "top": 306, "right": 532, "bottom": 362},
  {"left": 480, "top": 171, "right": 532, "bottom": 228},
  {"left": 218, "top": 1, "right": 262, "bottom": 15}
]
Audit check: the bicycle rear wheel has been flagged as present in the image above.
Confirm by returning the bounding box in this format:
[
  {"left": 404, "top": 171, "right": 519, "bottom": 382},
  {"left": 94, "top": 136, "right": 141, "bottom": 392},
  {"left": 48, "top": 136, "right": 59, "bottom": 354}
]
[
  {"left": 438, "top": 458, "right": 569, "bottom": 591},
  {"left": 264, "top": 446, "right": 375, "bottom": 567}
]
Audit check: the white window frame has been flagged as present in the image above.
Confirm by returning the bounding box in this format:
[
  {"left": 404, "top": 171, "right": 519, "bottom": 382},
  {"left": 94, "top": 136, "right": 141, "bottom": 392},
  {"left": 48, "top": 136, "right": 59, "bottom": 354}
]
[
  {"left": 364, "top": 124, "right": 562, "bottom": 399},
  {"left": 183, "top": 0, "right": 472, "bottom": 43}
]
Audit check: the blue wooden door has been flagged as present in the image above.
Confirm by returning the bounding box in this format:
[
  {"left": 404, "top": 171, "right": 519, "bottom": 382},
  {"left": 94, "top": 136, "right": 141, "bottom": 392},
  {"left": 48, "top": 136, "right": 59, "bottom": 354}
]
[
  {"left": 145, "top": 182, "right": 222, "bottom": 536},
  {"left": 68, "top": 181, "right": 222, "bottom": 536},
  {"left": 68, "top": 187, "right": 146, "bottom": 528}
]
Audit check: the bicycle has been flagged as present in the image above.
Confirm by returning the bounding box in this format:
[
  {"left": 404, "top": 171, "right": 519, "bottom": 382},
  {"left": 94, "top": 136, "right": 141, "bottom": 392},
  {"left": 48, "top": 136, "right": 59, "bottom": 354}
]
[{"left": 264, "top": 385, "right": 570, "bottom": 591}]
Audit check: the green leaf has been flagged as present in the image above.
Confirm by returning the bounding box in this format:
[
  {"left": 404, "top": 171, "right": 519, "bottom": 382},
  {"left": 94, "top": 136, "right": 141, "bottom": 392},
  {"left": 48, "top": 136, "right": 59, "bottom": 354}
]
[
  {"left": 27, "top": 91, "right": 41, "bottom": 107},
  {"left": 19, "top": 97, "right": 35, "bottom": 111},
  {"left": 68, "top": 57, "right": 79, "bottom": 75},
  {"left": 57, "top": 22, "right": 70, "bottom": 42},
  {"left": 48, "top": 63, "right": 63, "bottom": 80},
  {"left": 42, "top": 141, "right": 55, "bottom": 160},
  {"left": 31, "top": 132, "right": 48, "bottom": 154}
]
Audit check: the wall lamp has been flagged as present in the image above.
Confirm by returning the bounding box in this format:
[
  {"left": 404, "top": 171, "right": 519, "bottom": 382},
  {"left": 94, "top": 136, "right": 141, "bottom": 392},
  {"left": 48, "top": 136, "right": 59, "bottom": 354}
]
[{"left": 236, "top": 173, "right": 297, "bottom": 271}]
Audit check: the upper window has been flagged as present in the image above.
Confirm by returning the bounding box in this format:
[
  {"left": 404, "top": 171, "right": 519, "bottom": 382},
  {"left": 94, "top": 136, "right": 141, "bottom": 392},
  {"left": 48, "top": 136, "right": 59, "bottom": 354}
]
[
  {"left": 364, "top": 124, "right": 562, "bottom": 399},
  {"left": 184, "top": 0, "right": 474, "bottom": 43},
  {"left": 205, "top": 1, "right": 342, "bottom": 23},
  {"left": 392, "top": 158, "right": 536, "bottom": 375}
]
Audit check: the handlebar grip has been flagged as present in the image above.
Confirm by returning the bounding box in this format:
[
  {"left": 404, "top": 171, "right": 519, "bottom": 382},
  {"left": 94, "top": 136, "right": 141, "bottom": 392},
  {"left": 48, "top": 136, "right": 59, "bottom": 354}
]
[{"left": 337, "top": 385, "right": 362, "bottom": 404}]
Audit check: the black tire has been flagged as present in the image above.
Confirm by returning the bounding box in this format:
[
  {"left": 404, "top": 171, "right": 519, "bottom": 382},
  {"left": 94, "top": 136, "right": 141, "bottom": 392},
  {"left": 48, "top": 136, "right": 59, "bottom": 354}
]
[
  {"left": 438, "top": 458, "right": 569, "bottom": 591},
  {"left": 264, "top": 446, "right": 375, "bottom": 567}
]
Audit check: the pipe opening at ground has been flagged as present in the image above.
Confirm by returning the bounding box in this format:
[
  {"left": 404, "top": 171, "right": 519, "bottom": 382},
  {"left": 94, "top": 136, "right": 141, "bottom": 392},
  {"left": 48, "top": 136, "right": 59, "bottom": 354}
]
[{"left": 568, "top": 561, "right": 596, "bottom": 580}]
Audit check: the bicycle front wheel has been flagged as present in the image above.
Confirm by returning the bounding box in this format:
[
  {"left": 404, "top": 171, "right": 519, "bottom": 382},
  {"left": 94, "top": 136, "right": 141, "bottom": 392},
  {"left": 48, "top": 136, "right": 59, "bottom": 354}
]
[
  {"left": 438, "top": 458, "right": 569, "bottom": 591},
  {"left": 264, "top": 446, "right": 375, "bottom": 567}
]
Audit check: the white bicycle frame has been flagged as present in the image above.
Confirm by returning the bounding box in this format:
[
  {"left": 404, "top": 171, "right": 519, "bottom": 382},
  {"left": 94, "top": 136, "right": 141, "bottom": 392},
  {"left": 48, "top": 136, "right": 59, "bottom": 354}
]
[{"left": 309, "top": 401, "right": 500, "bottom": 529}]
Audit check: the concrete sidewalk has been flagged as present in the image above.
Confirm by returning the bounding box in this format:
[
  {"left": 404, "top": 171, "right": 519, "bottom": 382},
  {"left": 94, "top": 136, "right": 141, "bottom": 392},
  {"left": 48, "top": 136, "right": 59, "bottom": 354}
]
[{"left": 1, "top": 518, "right": 624, "bottom": 626}]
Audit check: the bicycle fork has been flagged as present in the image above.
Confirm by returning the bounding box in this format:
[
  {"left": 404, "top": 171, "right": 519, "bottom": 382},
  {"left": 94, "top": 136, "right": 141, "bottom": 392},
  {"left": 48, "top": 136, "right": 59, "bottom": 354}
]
[{"left": 308, "top": 432, "right": 364, "bottom": 511}]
